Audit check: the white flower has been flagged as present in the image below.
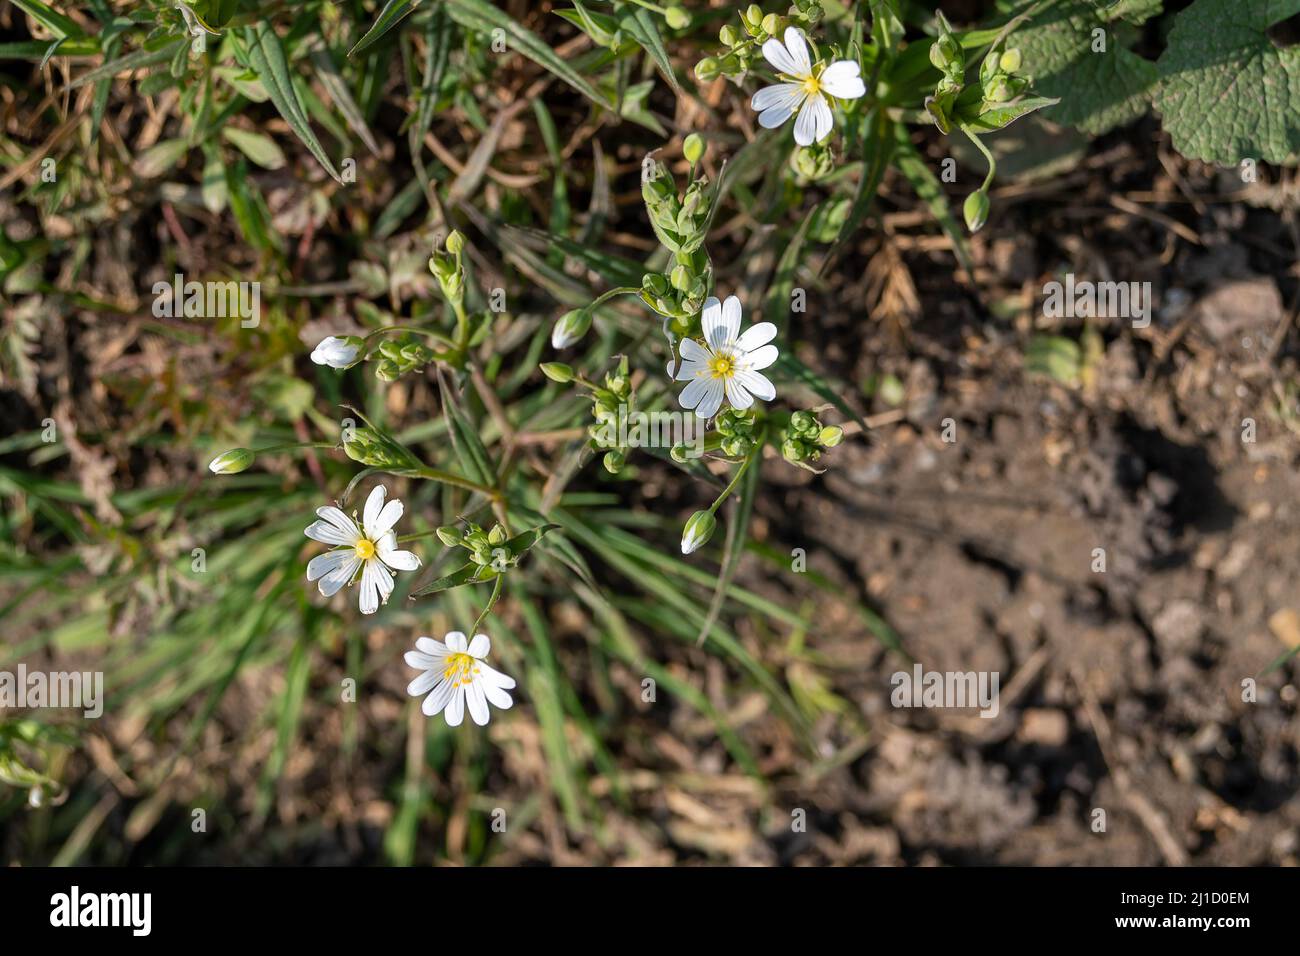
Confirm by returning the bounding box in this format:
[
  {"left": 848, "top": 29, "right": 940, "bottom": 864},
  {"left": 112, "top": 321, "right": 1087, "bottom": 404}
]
[
  {"left": 304, "top": 484, "right": 421, "bottom": 614},
  {"left": 405, "top": 631, "right": 517, "bottom": 727},
  {"left": 310, "top": 335, "right": 360, "bottom": 368},
  {"left": 674, "top": 295, "right": 778, "bottom": 420},
  {"left": 750, "top": 27, "right": 866, "bottom": 146}
]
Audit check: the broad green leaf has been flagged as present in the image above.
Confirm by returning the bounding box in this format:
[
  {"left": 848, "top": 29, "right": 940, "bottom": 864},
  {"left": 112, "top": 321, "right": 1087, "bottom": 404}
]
[
  {"left": 132, "top": 138, "right": 189, "bottom": 178},
  {"left": 1009, "top": 0, "right": 1159, "bottom": 136},
  {"left": 240, "top": 23, "right": 344, "bottom": 182},
  {"left": 349, "top": 0, "right": 420, "bottom": 58},
  {"left": 1154, "top": 0, "right": 1300, "bottom": 164},
  {"left": 221, "top": 127, "right": 286, "bottom": 169}
]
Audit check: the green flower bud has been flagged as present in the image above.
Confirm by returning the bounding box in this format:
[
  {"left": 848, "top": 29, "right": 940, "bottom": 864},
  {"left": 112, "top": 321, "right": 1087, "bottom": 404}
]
[
  {"left": 429, "top": 252, "right": 457, "bottom": 281},
  {"left": 790, "top": 410, "right": 816, "bottom": 434},
  {"left": 643, "top": 272, "right": 670, "bottom": 296},
  {"left": 540, "top": 362, "right": 575, "bottom": 383},
  {"left": 665, "top": 5, "right": 690, "bottom": 30},
  {"left": 445, "top": 229, "right": 465, "bottom": 254},
  {"left": 436, "top": 526, "right": 463, "bottom": 547},
  {"left": 963, "top": 189, "right": 990, "bottom": 233},
  {"left": 683, "top": 133, "right": 705, "bottom": 165},
  {"left": 488, "top": 524, "right": 507, "bottom": 546},
  {"left": 695, "top": 56, "right": 721, "bottom": 82},
  {"left": 670, "top": 443, "right": 690, "bottom": 463},
  {"left": 551, "top": 309, "right": 591, "bottom": 349},
  {"left": 985, "top": 75, "right": 1012, "bottom": 103},
  {"left": 375, "top": 360, "right": 400, "bottom": 382},
  {"left": 680, "top": 510, "right": 717, "bottom": 555},
  {"left": 818, "top": 425, "right": 843, "bottom": 447},
  {"left": 208, "top": 447, "right": 254, "bottom": 475},
  {"left": 744, "top": 5, "right": 763, "bottom": 29},
  {"left": 602, "top": 449, "right": 625, "bottom": 474},
  {"left": 719, "top": 24, "right": 738, "bottom": 46},
  {"left": 670, "top": 263, "right": 692, "bottom": 292},
  {"left": 719, "top": 53, "right": 742, "bottom": 75},
  {"left": 761, "top": 13, "right": 781, "bottom": 37},
  {"left": 999, "top": 48, "right": 1022, "bottom": 74},
  {"left": 929, "top": 35, "right": 961, "bottom": 72}
]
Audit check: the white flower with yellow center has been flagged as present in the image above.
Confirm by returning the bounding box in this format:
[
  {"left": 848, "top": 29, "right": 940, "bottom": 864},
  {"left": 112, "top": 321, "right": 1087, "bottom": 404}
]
[
  {"left": 405, "top": 631, "right": 517, "bottom": 726},
  {"left": 675, "top": 295, "right": 778, "bottom": 420},
  {"left": 304, "top": 484, "right": 420, "bottom": 615},
  {"left": 751, "top": 27, "right": 866, "bottom": 146}
]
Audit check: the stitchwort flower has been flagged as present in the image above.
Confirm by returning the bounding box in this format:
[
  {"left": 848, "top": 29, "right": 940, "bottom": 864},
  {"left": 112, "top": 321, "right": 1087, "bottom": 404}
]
[
  {"left": 310, "top": 335, "right": 362, "bottom": 368},
  {"left": 675, "top": 295, "right": 778, "bottom": 420},
  {"left": 751, "top": 27, "right": 865, "bottom": 146},
  {"left": 304, "top": 484, "right": 420, "bottom": 615},
  {"left": 405, "top": 631, "right": 517, "bottom": 727}
]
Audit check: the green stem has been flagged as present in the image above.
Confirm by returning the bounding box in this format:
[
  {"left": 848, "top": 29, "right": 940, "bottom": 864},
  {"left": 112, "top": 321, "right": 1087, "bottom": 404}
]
[
  {"left": 470, "top": 574, "right": 505, "bottom": 634},
  {"left": 961, "top": 124, "right": 997, "bottom": 191},
  {"left": 363, "top": 325, "right": 458, "bottom": 349},
  {"left": 708, "top": 434, "right": 763, "bottom": 513},
  {"left": 403, "top": 466, "right": 500, "bottom": 500}
]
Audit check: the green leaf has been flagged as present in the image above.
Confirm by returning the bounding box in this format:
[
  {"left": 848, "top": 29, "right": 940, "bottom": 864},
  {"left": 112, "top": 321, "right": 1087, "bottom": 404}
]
[
  {"left": 132, "top": 139, "right": 189, "bottom": 178},
  {"left": 1154, "top": 0, "right": 1300, "bottom": 164},
  {"left": 893, "top": 125, "right": 974, "bottom": 274},
  {"left": 623, "top": 7, "right": 680, "bottom": 93},
  {"left": 349, "top": 0, "right": 420, "bottom": 58},
  {"left": 410, "top": 563, "right": 483, "bottom": 597},
  {"left": 68, "top": 38, "right": 184, "bottom": 89},
  {"left": 1010, "top": 0, "right": 1159, "bottom": 136},
  {"left": 446, "top": 0, "right": 612, "bottom": 111},
  {"left": 961, "top": 95, "right": 1061, "bottom": 133},
  {"left": 240, "top": 23, "right": 343, "bottom": 183},
  {"left": 11, "top": 0, "right": 84, "bottom": 39},
  {"left": 221, "top": 127, "right": 286, "bottom": 169}
]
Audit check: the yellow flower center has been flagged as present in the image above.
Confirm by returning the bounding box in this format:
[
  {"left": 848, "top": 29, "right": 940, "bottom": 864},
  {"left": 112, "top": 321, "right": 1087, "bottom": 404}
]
[
  {"left": 354, "top": 538, "right": 376, "bottom": 560},
  {"left": 442, "top": 652, "right": 480, "bottom": 688},
  {"left": 802, "top": 74, "right": 822, "bottom": 96},
  {"left": 709, "top": 354, "right": 736, "bottom": 379}
]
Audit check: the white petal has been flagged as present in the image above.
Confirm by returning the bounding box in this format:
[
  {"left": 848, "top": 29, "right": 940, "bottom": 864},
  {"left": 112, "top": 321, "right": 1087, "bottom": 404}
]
[
  {"left": 743, "top": 344, "right": 779, "bottom": 370},
  {"left": 362, "top": 485, "right": 386, "bottom": 538},
  {"left": 468, "top": 634, "right": 491, "bottom": 659},
  {"left": 736, "top": 369, "right": 776, "bottom": 401},
  {"left": 377, "top": 534, "right": 420, "bottom": 571},
  {"left": 416, "top": 636, "right": 447, "bottom": 656},
  {"left": 466, "top": 681, "right": 491, "bottom": 726},
  {"left": 445, "top": 631, "right": 468, "bottom": 653},
  {"left": 700, "top": 297, "right": 722, "bottom": 340},
  {"left": 306, "top": 549, "right": 350, "bottom": 582},
  {"left": 479, "top": 662, "right": 516, "bottom": 691},
  {"left": 405, "top": 650, "right": 441, "bottom": 669},
  {"left": 481, "top": 680, "right": 513, "bottom": 711},
  {"left": 444, "top": 686, "right": 466, "bottom": 726},
  {"left": 675, "top": 357, "right": 708, "bottom": 381},
  {"left": 782, "top": 26, "right": 812, "bottom": 75},
  {"left": 794, "top": 98, "right": 818, "bottom": 146},
  {"left": 358, "top": 559, "right": 392, "bottom": 614},
  {"left": 705, "top": 295, "right": 739, "bottom": 350},
  {"left": 304, "top": 519, "right": 357, "bottom": 546},
  {"left": 751, "top": 81, "right": 803, "bottom": 112},
  {"left": 314, "top": 506, "right": 359, "bottom": 540},
  {"left": 407, "top": 670, "right": 438, "bottom": 697},
  {"left": 368, "top": 499, "right": 404, "bottom": 540},
  {"left": 820, "top": 60, "right": 866, "bottom": 100},
  {"left": 758, "top": 99, "right": 800, "bottom": 130},
  {"left": 694, "top": 378, "right": 726, "bottom": 420},
  {"left": 811, "top": 94, "right": 834, "bottom": 141},
  {"left": 725, "top": 377, "right": 754, "bottom": 410},
  {"left": 736, "top": 322, "right": 777, "bottom": 352},
  {"left": 318, "top": 555, "right": 360, "bottom": 597},
  {"left": 679, "top": 337, "right": 710, "bottom": 363},
  {"left": 761, "top": 35, "right": 803, "bottom": 76},
  {"left": 422, "top": 679, "right": 456, "bottom": 717},
  {"left": 678, "top": 374, "right": 715, "bottom": 410}
]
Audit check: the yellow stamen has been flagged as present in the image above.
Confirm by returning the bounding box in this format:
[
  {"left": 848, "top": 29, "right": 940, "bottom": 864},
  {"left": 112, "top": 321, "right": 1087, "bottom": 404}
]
[
  {"left": 802, "top": 74, "right": 821, "bottom": 96},
  {"left": 708, "top": 354, "right": 736, "bottom": 379},
  {"left": 442, "top": 652, "right": 480, "bottom": 688},
  {"left": 354, "top": 538, "right": 376, "bottom": 560}
]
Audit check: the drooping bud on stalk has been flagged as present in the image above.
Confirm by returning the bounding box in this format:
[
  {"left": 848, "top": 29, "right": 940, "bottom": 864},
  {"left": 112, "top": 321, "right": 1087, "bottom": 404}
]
[
  {"left": 680, "top": 510, "right": 717, "bottom": 555},
  {"left": 551, "top": 309, "right": 592, "bottom": 349},
  {"left": 208, "top": 448, "right": 254, "bottom": 475}
]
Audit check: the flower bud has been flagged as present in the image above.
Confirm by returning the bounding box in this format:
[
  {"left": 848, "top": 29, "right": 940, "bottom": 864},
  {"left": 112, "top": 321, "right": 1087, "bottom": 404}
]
[
  {"left": 985, "top": 75, "right": 1012, "bottom": 103},
  {"left": 719, "top": 24, "right": 738, "bottom": 46},
  {"left": 208, "top": 447, "right": 254, "bottom": 475},
  {"left": 665, "top": 5, "right": 689, "bottom": 30},
  {"left": 999, "top": 48, "right": 1022, "bottom": 74},
  {"left": 602, "top": 449, "right": 625, "bottom": 474},
  {"left": 445, "top": 229, "right": 465, "bottom": 254},
  {"left": 670, "top": 263, "right": 692, "bottom": 292},
  {"left": 551, "top": 309, "right": 592, "bottom": 349},
  {"left": 488, "top": 524, "right": 507, "bottom": 546},
  {"left": 680, "top": 510, "right": 717, "bottom": 555},
  {"left": 929, "top": 35, "right": 961, "bottom": 72},
  {"left": 963, "top": 190, "right": 990, "bottom": 233},
  {"left": 436, "top": 526, "right": 463, "bottom": 547},
  {"left": 761, "top": 13, "right": 781, "bottom": 36},
  {"left": 744, "top": 5, "right": 763, "bottom": 29},
  {"left": 683, "top": 133, "right": 705, "bottom": 165},
  {"left": 818, "top": 425, "right": 843, "bottom": 447},
  {"left": 695, "top": 56, "right": 721, "bottom": 82},
  {"left": 540, "top": 362, "right": 574, "bottom": 383}
]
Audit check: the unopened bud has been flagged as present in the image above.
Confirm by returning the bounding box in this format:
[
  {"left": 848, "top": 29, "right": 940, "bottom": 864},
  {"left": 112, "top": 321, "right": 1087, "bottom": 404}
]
[
  {"left": 551, "top": 309, "right": 592, "bottom": 349},
  {"left": 963, "top": 189, "right": 990, "bottom": 233},
  {"left": 540, "top": 362, "right": 574, "bottom": 383},
  {"left": 208, "top": 447, "right": 254, "bottom": 475},
  {"left": 680, "top": 510, "right": 717, "bottom": 555}
]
